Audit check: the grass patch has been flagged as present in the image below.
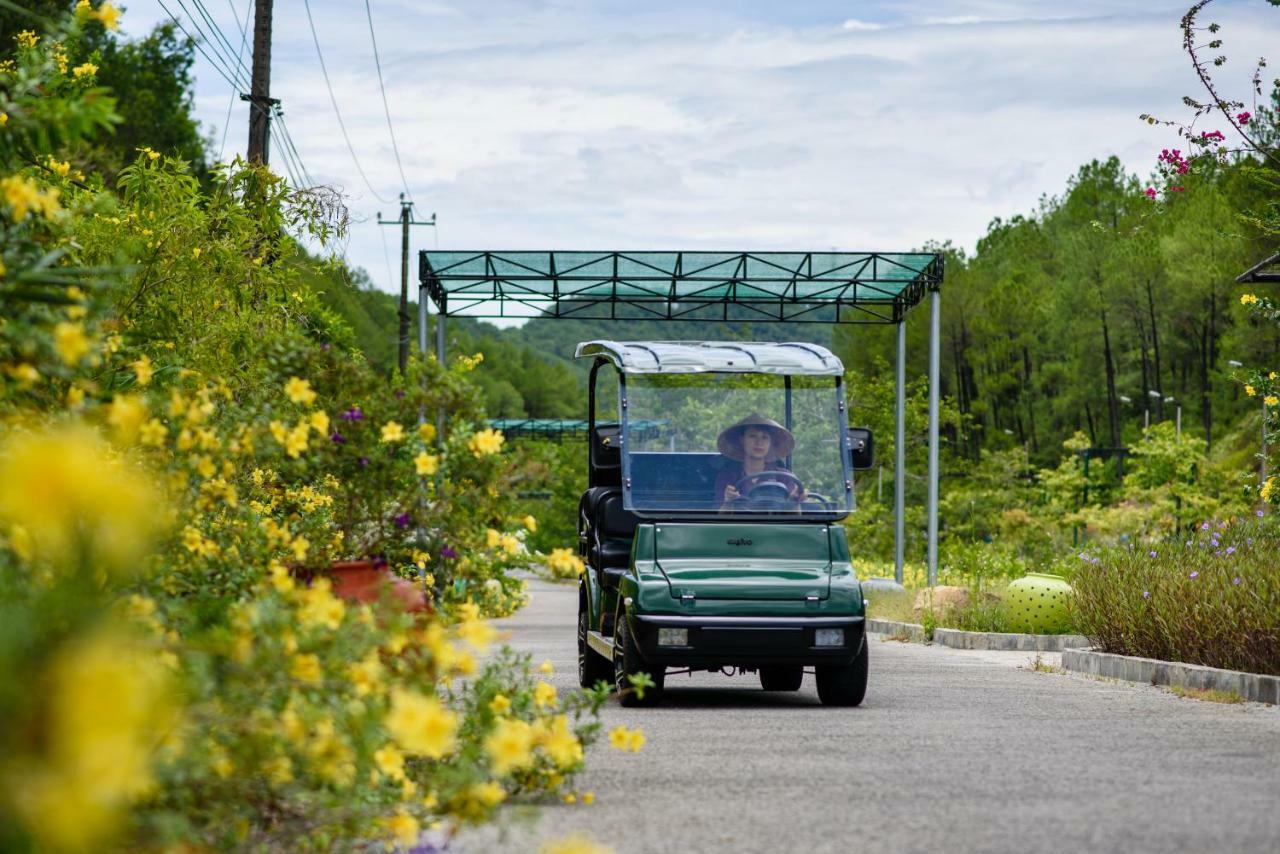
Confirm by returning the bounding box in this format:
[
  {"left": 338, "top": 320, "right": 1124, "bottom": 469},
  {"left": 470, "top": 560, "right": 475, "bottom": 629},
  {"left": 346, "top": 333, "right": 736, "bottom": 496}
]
[
  {"left": 1073, "top": 518, "right": 1280, "bottom": 676},
  {"left": 1025, "top": 654, "right": 1062, "bottom": 674},
  {"left": 1167, "top": 685, "right": 1245, "bottom": 704}
]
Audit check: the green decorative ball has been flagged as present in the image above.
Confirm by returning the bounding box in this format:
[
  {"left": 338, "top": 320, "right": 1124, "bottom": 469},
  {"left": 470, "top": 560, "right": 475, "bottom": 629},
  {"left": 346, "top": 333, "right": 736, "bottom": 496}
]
[{"left": 1005, "top": 572, "right": 1073, "bottom": 634}]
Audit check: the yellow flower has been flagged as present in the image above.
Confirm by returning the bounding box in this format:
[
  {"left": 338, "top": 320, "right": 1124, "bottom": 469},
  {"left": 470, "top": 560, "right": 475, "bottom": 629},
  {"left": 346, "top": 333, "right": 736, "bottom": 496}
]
[
  {"left": 136, "top": 146, "right": 159, "bottom": 162},
  {"left": 546, "top": 547, "right": 585, "bottom": 578},
  {"left": 374, "top": 743, "right": 407, "bottom": 781},
  {"left": 290, "top": 535, "right": 310, "bottom": 562},
  {"left": 486, "top": 528, "right": 501, "bottom": 548},
  {"left": 0, "top": 427, "right": 161, "bottom": 571},
  {"left": 563, "top": 792, "right": 577, "bottom": 804},
  {"left": 539, "top": 715, "right": 583, "bottom": 769},
  {"left": 1266, "top": 396, "right": 1279, "bottom": 407},
  {"left": 290, "top": 653, "right": 322, "bottom": 683},
  {"left": 66, "top": 385, "right": 84, "bottom": 409},
  {"left": 53, "top": 321, "right": 90, "bottom": 365},
  {"left": 132, "top": 355, "right": 154, "bottom": 385},
  {"left": 467, "top": 427, "right": 505, "bottom": 457},
  {"left": 414, "top": 451, "right": 439, "bottom": 476},
  {"left": 456, "top": 617, "right": 498, "bottom": 653},
  {"left": 46, "top": 157, "right": 71, "bottom": 177},
  {"left": 1246, "top": 384, "right": 1257, "bottom": 397},
  {"left": 533, "top": 680, "right": 557, "bottom": 710},
  {"left": 500, "top": 533, "right": 521, "bottom": 556},
  {"left": 381, "top": 420, "right": 405, "bottom": 442},
  {"left": 191, "top": 246, "right": 202, "bottom": 258},
  {"left": 14, "top": 30, "right": 38, "bottom": 49},
  {"left": 296, "top": 579, "right": 345, "bottom": 630},
  {"left": 191, "top": 455, "right": 215, "bottom": 479},
  {"left": 626, "top": 729, "right": 645, "bottom": 752},
  {"left": 8, "top": 627, "right": 175, "bottom": 853},
  {"left": 1241, "top": 293, "right": 1259, "bottom": 305},
  {"left": 284, "top": 376, "right": 316, "bottom": 405},
  {"left": 470, "top": 780, "right": 506, "bottom": 808},
  {"left": 538, "top": 659, "right": 554, "bottom": 675},
  {"left": 522, "top": 514, "right": 538, "bottom": 532},
  {"left": 106, "top": 395, "right": 147, "bottom": 443},
  {"left": 75, "top": 0, "right": 92, "bottom": 20},
  {"left": 309, "top": 410, "right": 330, "bottom": 434},
  {"left": 484, "top": 717, "right": 534, "bottom": 775},
  {"left": 0, "top": 113, "right": 6, "bottom": 127},
  {"left": 1270, "top": 372, "right": 1278, "bottom": 381},
  {"left": 347, "top": 652, "right": 383, "bottom": 697},
  {"left": 285, "top": 422, "right": 310, "bottom": 458},
  {"left": 608, "top": 725, "right": 629, "bottom": 750},
  {"left": 419, "top": 422, "right": 437, "bottom": 442},
  {"left": 263, "top": 754, "right": 293, "bottom": 786},
  {"left": 4, "top": 362, "right": 39, "bottom": 389},
  {"left": 582, "top": 791, "right": 595, "bottom": 805},
  {"left": 96, "top": 3, "right": 122, "bottom": 30},
  {"left": 489, "top": 694, "right": 511, "bottom": 714},
  {"left": 539, "top": 834, "right": 614, "bottom": 854},
  {"left": 269, "top": 561, "right": 295, "bottom": 593},
  {"left": 381, "top": 811, "right": 420, "bottom": 847},
  {"left": 1262, "top": 476, "right": 1275, "bottom": 503},
  {"left": 1, "top": 175, "right": 60, "bottom": 221},
  {"left": 72, "top": 61, "right": 98, "bottom": 81},
  {"left": 385, "top": 689, "right": 458, "bottom": 758},
  {"left": 139, "top": 419, "right": 167, "bottom": 446}
]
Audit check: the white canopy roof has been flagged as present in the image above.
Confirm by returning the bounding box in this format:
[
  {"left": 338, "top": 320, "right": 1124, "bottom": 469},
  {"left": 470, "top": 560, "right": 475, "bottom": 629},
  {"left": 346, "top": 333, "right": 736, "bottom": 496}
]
[{"left": 574, "top": 340, "right": 844, "bottom": 376}]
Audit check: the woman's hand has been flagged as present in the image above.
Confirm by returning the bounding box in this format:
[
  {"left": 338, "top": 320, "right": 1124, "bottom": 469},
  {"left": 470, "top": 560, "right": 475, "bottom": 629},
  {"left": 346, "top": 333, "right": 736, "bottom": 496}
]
[{"left": 723, "top": 484, "right": 741, "bottom": 503}]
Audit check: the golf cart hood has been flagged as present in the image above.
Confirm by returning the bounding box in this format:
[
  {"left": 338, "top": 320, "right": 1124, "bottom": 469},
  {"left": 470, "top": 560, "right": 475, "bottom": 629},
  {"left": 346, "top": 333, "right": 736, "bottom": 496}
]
[{"left": 655, "top": 523, "right": 832, "bottom": 601}]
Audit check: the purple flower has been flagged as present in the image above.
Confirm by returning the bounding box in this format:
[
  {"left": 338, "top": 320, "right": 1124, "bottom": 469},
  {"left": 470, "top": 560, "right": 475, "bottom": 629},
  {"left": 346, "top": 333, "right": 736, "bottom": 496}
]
[
  {"left": 1189, "top": 571, "right": 1199, "bottom": 579},
  {"left": 1256, "top": 509, "right": 1265, "bottom": 518},
  {"left": 1247, "top": 538, "right": 1254, "bottom": 546},
  {"left": 394, "top": 512, "right": 411, "bottom": 529},
  {"left": 1210, "top": 539, "right": 1220, "bottom": 548},
  {"left": 395, "top": 389, "right": 407, "bottom": 400},
  {"left": 440, "top": 544, "right": 458, "bottom": 560},
  {"left": 1185, "top": 540, "right": 1192, "bottom": 547},
  {"left": 1142, "top": 590, "right": 1150, "bottom": 599},
  {"left": 1200, "top": 522, "right": 1210, "bottom": 531},
  {"left": 358, "top": 455, "right": 370, "bottom": 467},
  {"left": 1148, "top": 550, "right": 1158, "bottom": 558},
  {"left": 1078, "top": 551, "right": 1089, "bottom": 562},
  {"left": 1233, "top": 576, "right": 1242, "bottom": 585},
  {"left": 340, "top": 406, "right": 364, "bottom": 422},
  {"left": 1090, "top": 557, "right": 1101, "bottom": 565},
  {"left": 330, "top": 431, "right": 346, "bottom": 444},
  {"left": 321, "top": 342, "right": 331, "bottom": 351},
  {"left": 1226, "top": 546, "right": 1236, "bottom": 555}
]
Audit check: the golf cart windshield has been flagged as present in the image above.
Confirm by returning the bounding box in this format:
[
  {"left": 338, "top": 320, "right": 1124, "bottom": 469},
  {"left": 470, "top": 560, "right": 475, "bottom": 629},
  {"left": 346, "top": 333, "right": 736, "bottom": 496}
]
[{"left": 622, "top": 373, "right": 852, "bottom": 517}]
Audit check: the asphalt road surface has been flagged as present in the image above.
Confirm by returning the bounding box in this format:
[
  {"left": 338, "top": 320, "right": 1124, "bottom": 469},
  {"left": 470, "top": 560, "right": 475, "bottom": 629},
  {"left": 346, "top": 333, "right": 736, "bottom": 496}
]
[{"left": 459, "top": 577, "right": 1280, "bottom": 854}]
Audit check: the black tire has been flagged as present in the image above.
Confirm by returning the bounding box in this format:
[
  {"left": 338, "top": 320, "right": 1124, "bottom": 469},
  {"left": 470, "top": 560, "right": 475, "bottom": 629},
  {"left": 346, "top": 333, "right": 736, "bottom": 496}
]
[
  {"left": 578, "top": 595, "right": 611, "bottom": 689},
  {"left": 759, "top": 666, "right": 804, "bottom": 692},
  {"left": 614, "top": 614, "right": 663, "bottom": 707},
  {"left": 816, "top": 636, "right": 868, "bottom": 707}
]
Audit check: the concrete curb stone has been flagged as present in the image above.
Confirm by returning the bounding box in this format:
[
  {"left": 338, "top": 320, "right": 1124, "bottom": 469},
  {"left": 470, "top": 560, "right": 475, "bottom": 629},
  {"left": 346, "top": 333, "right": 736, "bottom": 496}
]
[
  {"left": 1062, "top": 647, "right": 1280, "bottom": 704},
  {"left": 866, "top": 618, "right": 1089, "bottom": 651}
]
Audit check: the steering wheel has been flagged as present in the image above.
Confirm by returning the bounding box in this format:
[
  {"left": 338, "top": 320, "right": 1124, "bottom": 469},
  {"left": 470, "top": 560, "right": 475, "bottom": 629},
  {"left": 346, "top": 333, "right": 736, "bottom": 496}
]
[{"left": 732, "top": 470, "right": 805, "bottom": 507}]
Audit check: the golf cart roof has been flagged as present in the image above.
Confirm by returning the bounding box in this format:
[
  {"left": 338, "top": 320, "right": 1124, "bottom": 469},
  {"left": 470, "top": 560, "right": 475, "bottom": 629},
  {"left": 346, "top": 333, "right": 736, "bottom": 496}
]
[{"left": 574, "top": 340, "right": 843, "bottom": 376}]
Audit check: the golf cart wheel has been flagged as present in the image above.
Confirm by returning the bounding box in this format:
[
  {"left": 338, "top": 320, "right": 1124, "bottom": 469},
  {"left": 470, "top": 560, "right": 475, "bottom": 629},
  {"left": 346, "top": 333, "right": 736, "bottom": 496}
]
[
  {"left": 759, "top": 666, "right": 804, "bottom": 692},
  {"left": 578, "top": 595, "right": 611, "bottom": 689},
  {"left": 614, "top": 615, "right": 663, "bottom": 707},
  {"left": 816, "top": 637, "right": 868, "bottom": 707}
]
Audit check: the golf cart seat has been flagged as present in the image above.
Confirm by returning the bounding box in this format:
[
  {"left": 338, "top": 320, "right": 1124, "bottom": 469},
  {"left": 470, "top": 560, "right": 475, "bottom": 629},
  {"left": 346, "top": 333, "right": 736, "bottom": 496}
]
[{"left": 580, "top": 487, "right": 637, "bottom": 588}]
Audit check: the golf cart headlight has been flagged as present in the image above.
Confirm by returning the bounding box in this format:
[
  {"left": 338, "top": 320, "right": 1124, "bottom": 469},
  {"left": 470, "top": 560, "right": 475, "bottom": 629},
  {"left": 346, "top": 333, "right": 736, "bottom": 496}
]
[
  {"left": 658, "top": 628, "right": 688, "bottom": 647},
  {"left": 815, "top": 628, "right": 844, "bottom": 647}
]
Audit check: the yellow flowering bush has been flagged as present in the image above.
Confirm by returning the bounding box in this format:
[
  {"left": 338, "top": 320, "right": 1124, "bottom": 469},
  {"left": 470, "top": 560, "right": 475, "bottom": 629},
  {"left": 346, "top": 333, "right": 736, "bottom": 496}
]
[{"left": 0, "top": 11, "right": 607, "bottom": 852}]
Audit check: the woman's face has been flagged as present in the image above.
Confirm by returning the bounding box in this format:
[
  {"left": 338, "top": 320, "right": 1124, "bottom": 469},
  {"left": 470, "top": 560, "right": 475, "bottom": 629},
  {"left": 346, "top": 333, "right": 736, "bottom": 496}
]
[{"left": 742, "top": 426, "right": 772, "bottom": 461}]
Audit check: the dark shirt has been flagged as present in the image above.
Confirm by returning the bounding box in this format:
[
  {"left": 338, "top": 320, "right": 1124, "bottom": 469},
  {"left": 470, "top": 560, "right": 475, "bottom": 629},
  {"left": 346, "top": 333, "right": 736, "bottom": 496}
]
[{"left": 714, "top": 459, "right": 789, "bottom": 504}]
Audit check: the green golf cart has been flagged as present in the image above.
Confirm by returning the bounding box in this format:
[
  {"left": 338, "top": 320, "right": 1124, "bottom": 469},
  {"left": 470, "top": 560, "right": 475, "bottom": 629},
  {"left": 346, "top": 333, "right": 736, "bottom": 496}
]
[{"left": 575, "top": 341, "right": 873, "bottom": 707}]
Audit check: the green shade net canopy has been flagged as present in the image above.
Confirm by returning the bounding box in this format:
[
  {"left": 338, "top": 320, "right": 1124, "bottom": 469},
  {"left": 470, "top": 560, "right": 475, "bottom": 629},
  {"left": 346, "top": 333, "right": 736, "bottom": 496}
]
[{"left": 420, "top": 251, "right": 942, "bottom": 324}]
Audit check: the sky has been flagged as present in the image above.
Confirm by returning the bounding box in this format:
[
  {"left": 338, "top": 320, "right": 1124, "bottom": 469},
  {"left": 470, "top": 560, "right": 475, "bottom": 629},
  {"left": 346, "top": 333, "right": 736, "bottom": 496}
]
[{"left": 123, "top": 0, "right": 1280, "bottom": 311}]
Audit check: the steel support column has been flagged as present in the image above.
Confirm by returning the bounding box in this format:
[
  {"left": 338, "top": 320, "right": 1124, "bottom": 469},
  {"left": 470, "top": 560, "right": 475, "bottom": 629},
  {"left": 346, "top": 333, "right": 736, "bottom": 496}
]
[
  {"left": 894, "top": 319, "right": 906, "bottom": 585},
  {"left": 926, "top": 288, "right": 941, "bottom": 586},
  {"left": 435, "top": 302, "right": 446, "bottom": 452}
]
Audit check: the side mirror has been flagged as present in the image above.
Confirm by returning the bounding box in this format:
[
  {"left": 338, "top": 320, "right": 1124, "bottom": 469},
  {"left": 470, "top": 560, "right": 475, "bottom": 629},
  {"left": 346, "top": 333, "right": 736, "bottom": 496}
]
[{"left": 848, "top": 427, "right": 874, "bottom": 470}]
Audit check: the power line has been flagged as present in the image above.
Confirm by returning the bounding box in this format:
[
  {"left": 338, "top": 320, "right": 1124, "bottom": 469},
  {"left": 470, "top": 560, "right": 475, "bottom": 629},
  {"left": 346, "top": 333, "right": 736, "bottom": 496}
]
[
  {"left": 301, "top": 0, "right": 395, "bottom": 204},
  {"left": 187, "top": 0, "right": 248, "bottom": 84},
  {"left": 363, "top": 0, "right": 412, "bottom": 201},
  {"left": 157, "top": 0, "right": 244, "bottom": 92},
  {"left": 217, "top": 0, "right": 253, "bottom": 162}
]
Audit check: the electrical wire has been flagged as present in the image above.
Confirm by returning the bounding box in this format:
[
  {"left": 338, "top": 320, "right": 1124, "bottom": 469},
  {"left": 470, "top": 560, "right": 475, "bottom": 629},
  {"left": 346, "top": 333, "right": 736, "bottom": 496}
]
[
  {"left": 301, "top": 0, "right": 396, "bottom": 204},
  {"left": 363, "top": 0, "right": 412, "bottom": 201},
  {"left": 157, "top": 0, "right": 244, "bottom": 92},
  {"left": 217, "top": 0, "right": 253, "bottom": 162},
  {"left": 187, "top": 0, "right": 249, "bottom": 85},
  {"left": 170, "top": 0, "right": 247, "bottom": 88}
]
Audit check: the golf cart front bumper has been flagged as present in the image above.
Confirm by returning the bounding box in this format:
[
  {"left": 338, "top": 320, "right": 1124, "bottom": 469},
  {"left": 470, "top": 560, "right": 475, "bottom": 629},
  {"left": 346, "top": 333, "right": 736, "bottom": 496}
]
[{"left": 632, "top": 614, "right": 865, "bottom": 668}]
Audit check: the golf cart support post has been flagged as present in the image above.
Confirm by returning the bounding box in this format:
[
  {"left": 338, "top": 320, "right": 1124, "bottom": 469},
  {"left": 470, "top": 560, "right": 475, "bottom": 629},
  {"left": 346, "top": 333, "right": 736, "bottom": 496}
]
[{"left": 420, "top": 250, "right": 945, "bottom": 585}]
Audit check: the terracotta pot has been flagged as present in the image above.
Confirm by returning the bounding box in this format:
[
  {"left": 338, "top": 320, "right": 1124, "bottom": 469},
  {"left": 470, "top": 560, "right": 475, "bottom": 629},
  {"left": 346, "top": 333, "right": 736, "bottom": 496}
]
[{"left": 326, "top": 559, "right": 429, "bottom": 614}]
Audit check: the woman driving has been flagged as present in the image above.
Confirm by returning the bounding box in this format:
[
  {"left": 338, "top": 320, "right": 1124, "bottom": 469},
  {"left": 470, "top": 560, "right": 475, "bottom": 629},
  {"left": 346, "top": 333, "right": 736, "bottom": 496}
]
[{"left": 715, "top": 413, "right": 802, "bottom": 510}]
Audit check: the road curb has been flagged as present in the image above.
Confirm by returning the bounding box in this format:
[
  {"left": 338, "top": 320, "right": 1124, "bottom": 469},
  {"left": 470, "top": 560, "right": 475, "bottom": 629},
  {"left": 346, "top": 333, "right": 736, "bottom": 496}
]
[
  {"left": 866, "top": 618, "right": 1089, "bottom": 651},
  {"left": 1062, "top": 648, "right": 1280, "bottom": 704},
  {"left": 866, "top": 618, "right": 929, "bottom": 642},
  {"left": 934, "top": 627, "right": 1091, "bottom": 652}
]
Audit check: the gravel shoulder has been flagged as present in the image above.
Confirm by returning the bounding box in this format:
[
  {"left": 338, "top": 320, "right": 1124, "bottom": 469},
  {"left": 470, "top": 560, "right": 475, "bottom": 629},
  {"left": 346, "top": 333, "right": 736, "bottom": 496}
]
[{"left": 459, "top": 578, "right": 1280, "bottom": 854}]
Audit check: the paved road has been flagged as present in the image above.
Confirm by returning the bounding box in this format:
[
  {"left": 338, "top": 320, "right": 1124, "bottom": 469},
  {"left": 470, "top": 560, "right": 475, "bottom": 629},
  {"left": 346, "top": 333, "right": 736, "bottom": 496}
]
[{"left": 460, "top": 578, "right": 1280, "bottom": 854}]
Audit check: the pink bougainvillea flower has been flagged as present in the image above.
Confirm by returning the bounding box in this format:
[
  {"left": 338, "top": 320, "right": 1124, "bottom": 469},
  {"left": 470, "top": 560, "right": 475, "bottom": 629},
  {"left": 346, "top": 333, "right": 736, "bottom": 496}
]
[
  {"left": 1145, "top": 187, "right": 1158, "bottom": 199},
  {"left": 1171, "top": 185, "right": 1186, "bottom": 192},
  {"left": 1236, "top": 110, "right": 1252, "bottom": 124}
]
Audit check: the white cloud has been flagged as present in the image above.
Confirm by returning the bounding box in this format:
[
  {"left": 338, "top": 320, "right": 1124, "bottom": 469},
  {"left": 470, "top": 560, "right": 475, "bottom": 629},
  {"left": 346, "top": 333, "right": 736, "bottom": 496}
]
[{"left": 122, "top": 0, "right": 1279, "bottom": 307}]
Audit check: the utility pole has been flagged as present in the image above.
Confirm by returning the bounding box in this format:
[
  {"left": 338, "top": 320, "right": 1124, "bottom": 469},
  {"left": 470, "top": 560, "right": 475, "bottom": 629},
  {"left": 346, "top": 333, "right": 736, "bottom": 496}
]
[
  {"left": 242, "top": 0, "right": 279, "bottom": 163},
  {"left": 378, "top": 195, "right": 436, "bottom": 374}
]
